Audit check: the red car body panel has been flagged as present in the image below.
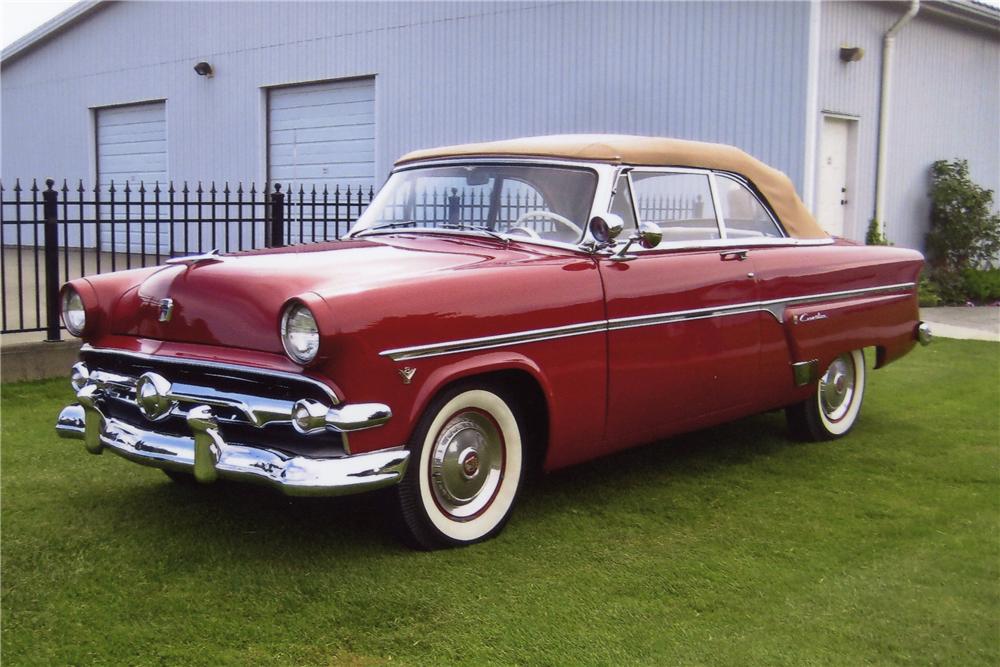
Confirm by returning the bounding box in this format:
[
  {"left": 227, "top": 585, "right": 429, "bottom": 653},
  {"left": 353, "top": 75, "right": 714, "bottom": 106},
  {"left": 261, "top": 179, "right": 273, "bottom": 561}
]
[{"left": 68, "top": 230, "right": 923, "bottom": 472}]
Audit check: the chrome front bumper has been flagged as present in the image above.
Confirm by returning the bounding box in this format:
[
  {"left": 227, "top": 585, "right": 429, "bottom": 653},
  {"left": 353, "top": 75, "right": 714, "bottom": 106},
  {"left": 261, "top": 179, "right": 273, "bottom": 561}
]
[
  {"left": 57, "top": 399, "right": 409, "bottom": 496},
  {"left": 56, "top": 354, "right": 408, "bottom": 497}
]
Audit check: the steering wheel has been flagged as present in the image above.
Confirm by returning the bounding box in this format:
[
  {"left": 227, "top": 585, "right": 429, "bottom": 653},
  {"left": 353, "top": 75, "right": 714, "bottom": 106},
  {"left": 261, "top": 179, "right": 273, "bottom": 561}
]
[
  {"left": 512, "top": 210, "right": 584, "bottom": 239},
  {"left": 507, "top": 226, "right": 541, "bottom": 239}
]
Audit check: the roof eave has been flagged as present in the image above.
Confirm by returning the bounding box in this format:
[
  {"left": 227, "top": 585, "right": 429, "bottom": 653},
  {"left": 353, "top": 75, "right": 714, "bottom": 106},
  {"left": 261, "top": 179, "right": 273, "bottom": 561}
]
[
  {"left": 923, "top": 0, "right": 1000, "bottom": 34},
  {"left": 1, "top": 0, "right": 105, "bottom": 66}
]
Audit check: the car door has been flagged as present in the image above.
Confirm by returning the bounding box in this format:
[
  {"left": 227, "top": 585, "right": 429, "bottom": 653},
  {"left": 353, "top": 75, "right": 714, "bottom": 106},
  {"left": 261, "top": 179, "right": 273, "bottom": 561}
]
[{"left": 598, "top": 169, "right": 762, "bottom": 450}]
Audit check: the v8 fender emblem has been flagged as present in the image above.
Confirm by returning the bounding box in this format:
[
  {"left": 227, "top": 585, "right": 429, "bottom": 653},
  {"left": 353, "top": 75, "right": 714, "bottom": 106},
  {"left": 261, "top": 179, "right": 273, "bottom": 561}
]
[{"left": 398, "top": 367, "right": 417, "bottom": 385}]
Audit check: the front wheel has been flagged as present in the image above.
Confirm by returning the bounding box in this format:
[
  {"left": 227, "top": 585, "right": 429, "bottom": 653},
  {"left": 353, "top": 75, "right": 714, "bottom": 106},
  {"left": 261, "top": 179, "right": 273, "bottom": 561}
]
[
  {"left": 395, "top": 384, "right": 524, "bottom": 550},
  {"left": 786, "top": 349, "right": 867, "bottom": 441}
]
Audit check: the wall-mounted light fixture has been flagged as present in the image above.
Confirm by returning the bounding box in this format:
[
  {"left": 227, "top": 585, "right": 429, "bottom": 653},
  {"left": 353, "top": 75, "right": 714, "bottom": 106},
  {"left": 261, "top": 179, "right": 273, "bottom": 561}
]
[
  {"left": 839, "top": 46, "right": 865, "bottom": 63},
  {"left": 193, "top": 61, "right": 214, "bottom": 77}
]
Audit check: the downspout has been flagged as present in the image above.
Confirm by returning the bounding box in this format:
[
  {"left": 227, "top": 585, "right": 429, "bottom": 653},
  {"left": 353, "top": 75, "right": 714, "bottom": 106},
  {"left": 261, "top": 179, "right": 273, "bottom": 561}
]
[{"left": 874, "top": 0, "right": 920, "bottom": 238}]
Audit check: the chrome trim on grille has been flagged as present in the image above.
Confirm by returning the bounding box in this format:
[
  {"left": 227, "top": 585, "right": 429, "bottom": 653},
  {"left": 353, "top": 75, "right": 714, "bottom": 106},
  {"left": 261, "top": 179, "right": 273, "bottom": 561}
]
[
  {"left": 89, "top": 368, "right": 296, "bottom": 427},
  {"left": 81, "top": 345, "right": 340, "bottom": 404},
  {"left": 380, "top": 282, "right": 916, "bottom": 361},
  {"left": 74, "top": 348, "right": 394, "bottom": 457}
]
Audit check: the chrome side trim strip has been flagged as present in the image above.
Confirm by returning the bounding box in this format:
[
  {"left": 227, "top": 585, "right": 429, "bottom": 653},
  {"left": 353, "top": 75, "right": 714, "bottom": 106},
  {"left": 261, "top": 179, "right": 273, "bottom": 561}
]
[
  {"left": 380, "top": 282, "right": 916, "bottom": 361},
  {"left": 81, "top": 344, "right": 340, "bottom": 405},
  {"left": 607, "top": 303, "right": 762, "bottom": 331},
  {"left": 381, "top": 320, "right": 607, "bottom": 362},
  {"left": 756, "top": 282, "right": 916, "bottom": 323}
]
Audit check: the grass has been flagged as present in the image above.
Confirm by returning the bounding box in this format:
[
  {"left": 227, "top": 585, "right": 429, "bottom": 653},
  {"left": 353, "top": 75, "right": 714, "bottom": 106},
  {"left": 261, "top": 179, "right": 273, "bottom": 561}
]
[{"left": 2, "top": 339, "right": 998, "bottom": 666}]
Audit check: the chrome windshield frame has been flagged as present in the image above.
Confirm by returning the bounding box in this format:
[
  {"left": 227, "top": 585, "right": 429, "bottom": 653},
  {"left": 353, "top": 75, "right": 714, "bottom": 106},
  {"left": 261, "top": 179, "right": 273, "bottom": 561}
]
[{"left": 347, "top": 158, "right": 618, "bottom": 252}]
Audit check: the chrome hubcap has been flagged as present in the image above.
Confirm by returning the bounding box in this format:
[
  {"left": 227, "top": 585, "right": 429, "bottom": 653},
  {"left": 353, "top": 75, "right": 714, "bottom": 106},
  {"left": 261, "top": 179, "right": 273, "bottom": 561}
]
[
  {"left": 430, "top": 411, "right": 504, "bottom": 519},
  {"left": 819, "top": 354, "right": 856, "bottom": 421}
]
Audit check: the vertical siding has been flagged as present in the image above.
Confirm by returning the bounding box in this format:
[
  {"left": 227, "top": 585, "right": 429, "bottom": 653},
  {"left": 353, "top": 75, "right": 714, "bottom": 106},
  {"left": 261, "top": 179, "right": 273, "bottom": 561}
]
[
  {"left": 818, "top": 1, "right": 999, "bottom": 248},
  {"left": 1, "top": 1, "right": 810, "bottom": 195},
  {"left": 889, "top": 12, "right": 1000, "bottom": 251}
]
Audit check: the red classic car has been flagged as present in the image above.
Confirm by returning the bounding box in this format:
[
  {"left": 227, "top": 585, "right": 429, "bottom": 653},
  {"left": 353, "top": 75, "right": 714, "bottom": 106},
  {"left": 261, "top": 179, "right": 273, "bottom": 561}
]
[{"left": 56, "top": 135, "right": 931, "bottom": 549}]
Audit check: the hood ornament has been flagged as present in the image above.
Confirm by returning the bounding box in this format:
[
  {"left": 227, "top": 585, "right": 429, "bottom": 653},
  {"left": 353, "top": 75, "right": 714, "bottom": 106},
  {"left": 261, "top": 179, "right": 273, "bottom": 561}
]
[
  {"left": 165, "top": 248, "right": 224, "bottom": 268},
  {"left": 158, "top": 298, "right": 174, "bottom": 322}
]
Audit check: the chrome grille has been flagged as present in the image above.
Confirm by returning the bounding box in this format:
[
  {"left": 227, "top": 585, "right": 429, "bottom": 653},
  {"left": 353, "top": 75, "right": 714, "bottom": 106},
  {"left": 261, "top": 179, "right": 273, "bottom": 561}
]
[{"left": 80, "top": 348, "right": 346, "bottom": 458}]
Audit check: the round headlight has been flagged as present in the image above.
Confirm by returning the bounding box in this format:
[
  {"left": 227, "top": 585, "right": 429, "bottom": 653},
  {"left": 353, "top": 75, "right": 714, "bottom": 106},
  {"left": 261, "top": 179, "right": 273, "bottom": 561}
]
[
  {"left": 61, "top": 287, "right": 87, "bottom": 336},
  {"left": 281, "top": 302, "right": 320, "bottom": 364}
]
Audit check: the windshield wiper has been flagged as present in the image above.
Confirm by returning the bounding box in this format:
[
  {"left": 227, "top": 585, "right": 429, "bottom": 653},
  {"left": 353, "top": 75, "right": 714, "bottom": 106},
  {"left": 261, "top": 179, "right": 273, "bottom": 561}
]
[
  {"left": 437, "top": 223, "right": 507, "bottom": 242},
  {"left": 354, "top": 220, "right": 422, "bottom": 236},
  {"left": 355, "top": 221, "right": 507, "bottom": 243}
]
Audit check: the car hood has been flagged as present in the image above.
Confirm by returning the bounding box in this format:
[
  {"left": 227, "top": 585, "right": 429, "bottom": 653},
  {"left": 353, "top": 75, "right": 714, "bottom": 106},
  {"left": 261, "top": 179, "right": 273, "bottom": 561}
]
[{"left": 111, "top": 237, "right": 500, "bottom": 352}]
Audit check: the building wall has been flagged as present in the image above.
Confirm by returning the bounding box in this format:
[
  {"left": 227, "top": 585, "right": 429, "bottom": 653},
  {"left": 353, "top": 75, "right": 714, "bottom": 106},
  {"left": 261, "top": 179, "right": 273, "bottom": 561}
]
[
  {"left": 817, "top": 1, "right": 999, "bottom": 250},
  {"left": 1, "top": 1, "right": 811, "bottom": 192}
]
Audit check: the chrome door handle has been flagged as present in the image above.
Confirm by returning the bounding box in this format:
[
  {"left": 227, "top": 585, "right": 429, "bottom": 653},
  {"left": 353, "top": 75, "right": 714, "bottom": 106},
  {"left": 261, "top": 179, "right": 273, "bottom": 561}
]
[{"left": 720, "top": 249, "right": 749, "bottom": 261}]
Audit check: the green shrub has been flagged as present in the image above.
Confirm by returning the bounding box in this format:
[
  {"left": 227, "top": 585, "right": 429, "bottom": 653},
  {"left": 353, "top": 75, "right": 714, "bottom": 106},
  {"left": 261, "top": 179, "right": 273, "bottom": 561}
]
[
  {"left": 925, "top": 159, "right": 1000, "bottom": 273},
  {"left": 918, "top": 273, "right": 943, "bottom": 307},
  {"left": 866, "top": 219, "right": 891, "bottom": 246},
  {"left": 924, "top": 159, "right": 1000, "bottom": 304},
  {"left": 962, "top": 268, "right": 1000, "bottom": 303}
]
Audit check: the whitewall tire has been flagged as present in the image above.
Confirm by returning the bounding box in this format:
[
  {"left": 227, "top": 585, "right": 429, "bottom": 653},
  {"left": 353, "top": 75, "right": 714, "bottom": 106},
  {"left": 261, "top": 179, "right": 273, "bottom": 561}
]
[
  {"left": 396, "top": 384, "right": 524, "bottom": 549},
  {"left": 786, "top": 349, "right": 867, "bottom": 441}
]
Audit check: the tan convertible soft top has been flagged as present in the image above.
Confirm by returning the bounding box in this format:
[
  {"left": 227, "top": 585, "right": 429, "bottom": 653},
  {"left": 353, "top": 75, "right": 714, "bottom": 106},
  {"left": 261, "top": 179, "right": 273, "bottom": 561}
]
[{"left": 397, "top": 134, "right": 827, "bottom": 240}]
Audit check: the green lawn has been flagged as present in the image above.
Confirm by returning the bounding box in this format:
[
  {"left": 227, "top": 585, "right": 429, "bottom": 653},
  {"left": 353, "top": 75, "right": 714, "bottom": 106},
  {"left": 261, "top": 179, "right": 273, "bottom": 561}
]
[{"left": 2, "top": 340, "right": 998, "bottom": 666}]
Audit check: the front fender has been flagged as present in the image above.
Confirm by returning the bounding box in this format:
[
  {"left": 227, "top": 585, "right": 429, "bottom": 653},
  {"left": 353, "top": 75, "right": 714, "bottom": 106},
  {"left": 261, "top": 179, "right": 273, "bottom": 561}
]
[{"left": 343, "top": 350, "right": 556, "bottom": 458}]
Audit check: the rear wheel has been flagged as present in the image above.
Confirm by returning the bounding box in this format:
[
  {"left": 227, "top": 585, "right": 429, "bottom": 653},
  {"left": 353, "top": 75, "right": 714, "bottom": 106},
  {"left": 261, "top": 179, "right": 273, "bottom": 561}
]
[
  {"left": 786, "top": 349, "right": 867, "bottom": 441},
  {"left": 395, "top": 383, "right": 524, "bottom": 550}
]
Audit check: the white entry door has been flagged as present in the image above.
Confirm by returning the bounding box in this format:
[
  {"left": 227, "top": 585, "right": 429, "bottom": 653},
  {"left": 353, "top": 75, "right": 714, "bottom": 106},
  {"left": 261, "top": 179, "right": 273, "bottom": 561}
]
[{"left": 816, "top": 115, "right": 855, "bottom": 238}]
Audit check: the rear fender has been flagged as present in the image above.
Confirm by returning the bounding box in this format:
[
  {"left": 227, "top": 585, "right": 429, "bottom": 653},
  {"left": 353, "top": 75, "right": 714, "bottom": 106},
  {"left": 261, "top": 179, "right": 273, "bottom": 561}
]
[{"left": 782, "top": 290, "right": 919, "bottom": 377}]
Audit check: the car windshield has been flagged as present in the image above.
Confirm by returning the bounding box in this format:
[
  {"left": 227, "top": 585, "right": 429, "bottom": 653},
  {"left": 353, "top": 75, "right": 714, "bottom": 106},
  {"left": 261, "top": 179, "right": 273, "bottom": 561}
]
[{"left": 350, "top": 164, "right": 598, "bottom": 244}]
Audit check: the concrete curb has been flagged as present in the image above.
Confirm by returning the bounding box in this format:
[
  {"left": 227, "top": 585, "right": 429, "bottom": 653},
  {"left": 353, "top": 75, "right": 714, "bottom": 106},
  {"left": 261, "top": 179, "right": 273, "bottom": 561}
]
[
  {"left": 2, "top": 339, "right": 80, "bottom": 382},
  {"left": 920, "top": 321, "right": 999, "bottom": 343}
]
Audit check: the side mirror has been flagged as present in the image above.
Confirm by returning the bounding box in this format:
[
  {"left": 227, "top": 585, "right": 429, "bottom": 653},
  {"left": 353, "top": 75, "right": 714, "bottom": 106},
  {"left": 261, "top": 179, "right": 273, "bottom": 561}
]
[
  {"left": 610, "top": 221, "right": 663, "bottom": 261},
  {"left": 588, "top": 214, "right": 625, "bottom": 245},
  {"left": 636, "top": 221, "right": 662, "bottom": 249}
]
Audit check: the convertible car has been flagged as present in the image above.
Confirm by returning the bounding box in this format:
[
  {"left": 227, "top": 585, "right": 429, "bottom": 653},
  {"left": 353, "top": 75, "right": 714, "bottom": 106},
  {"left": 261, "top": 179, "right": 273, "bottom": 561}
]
[{"left": 56, "top": 135, "right": 931, "bottom": 549}]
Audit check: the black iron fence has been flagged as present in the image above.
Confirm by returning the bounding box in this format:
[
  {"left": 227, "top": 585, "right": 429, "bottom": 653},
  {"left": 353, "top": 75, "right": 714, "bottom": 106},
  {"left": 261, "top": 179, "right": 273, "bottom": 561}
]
[
  {"left": 1, "top": 178, "right": 374, "bottom": 337},
  {"left": 2, "top": 177, "right": 707, "bottom": 339}
]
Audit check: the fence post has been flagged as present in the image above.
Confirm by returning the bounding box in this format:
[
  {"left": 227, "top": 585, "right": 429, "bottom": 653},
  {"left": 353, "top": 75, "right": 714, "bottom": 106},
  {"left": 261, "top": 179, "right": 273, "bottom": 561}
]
[
  {"left": 269, "top": 183, "right": 285, "bottom": 247},
  {"left": 42, "top": 178, "right": 61, "bottom": 342}
]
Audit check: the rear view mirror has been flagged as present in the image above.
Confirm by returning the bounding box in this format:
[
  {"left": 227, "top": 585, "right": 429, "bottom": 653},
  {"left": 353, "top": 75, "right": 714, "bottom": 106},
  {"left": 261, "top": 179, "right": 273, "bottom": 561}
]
[
  {"left": 464, "top": 167, "right": 491, "bottom": 187},
  {"left": 589, "top": 214, "right": 625, "bottom": 245}
]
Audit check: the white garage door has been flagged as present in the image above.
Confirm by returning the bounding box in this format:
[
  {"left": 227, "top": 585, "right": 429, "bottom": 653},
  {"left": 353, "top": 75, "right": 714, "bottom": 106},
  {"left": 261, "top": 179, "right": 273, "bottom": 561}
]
[
  {"left": 96, "top": 101, "right": 168, "bottom": 254},
  {"left": 269, "top": 78, "right": 375, "bottom": 242}
]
